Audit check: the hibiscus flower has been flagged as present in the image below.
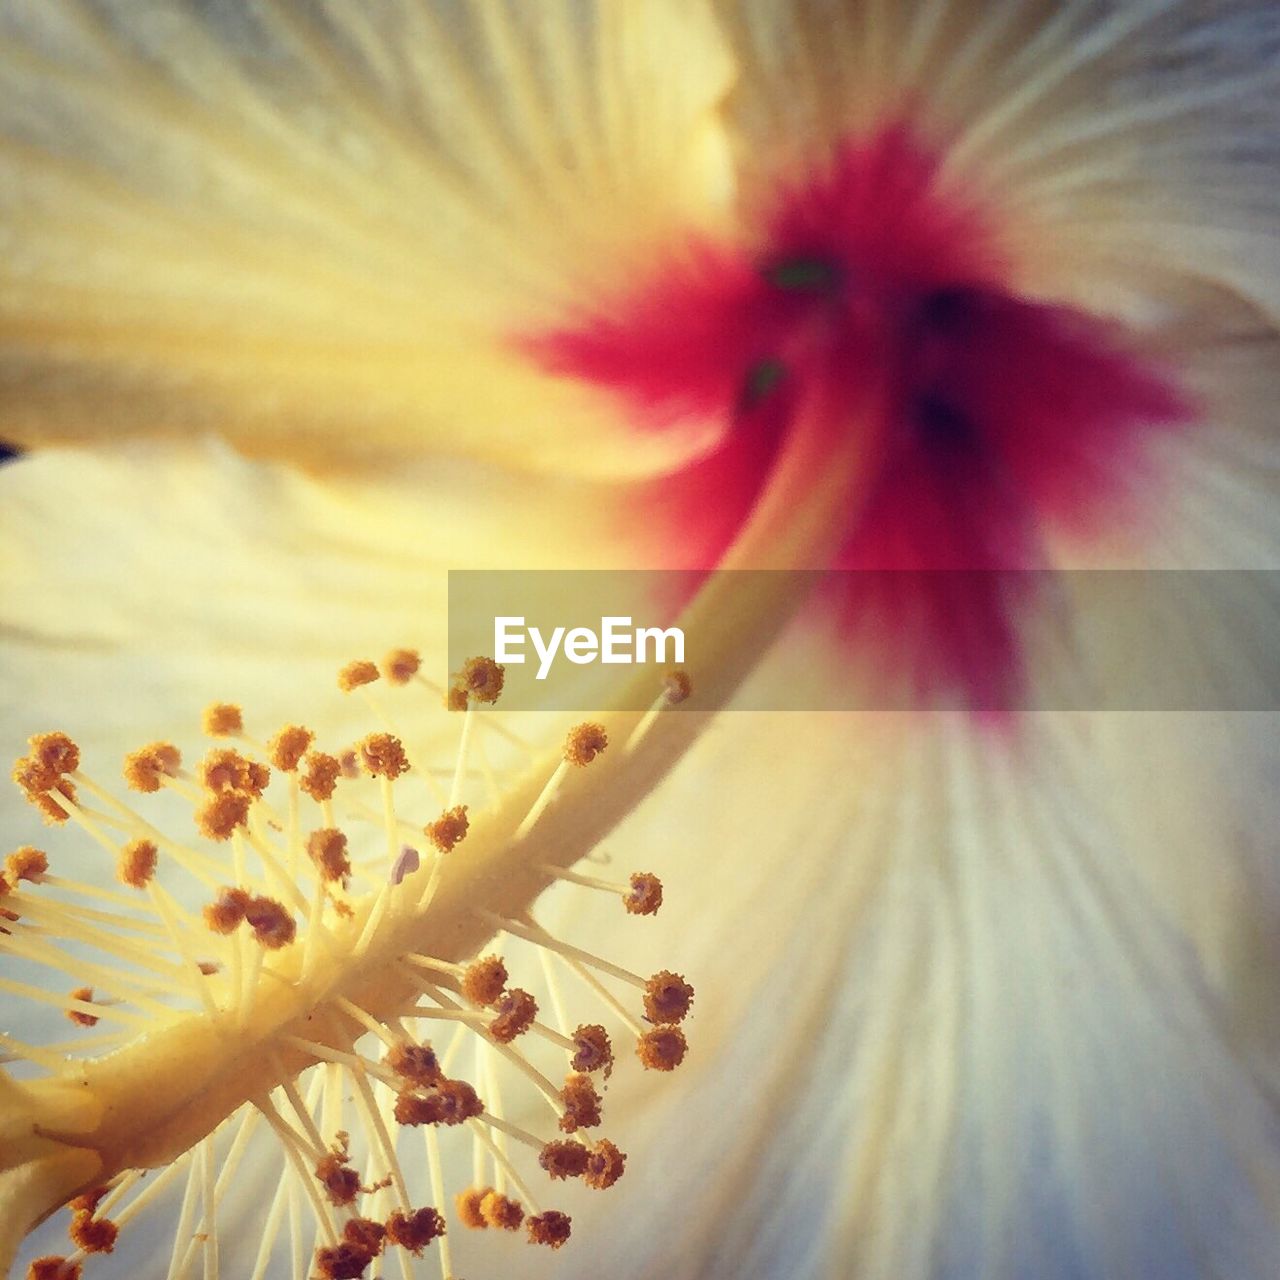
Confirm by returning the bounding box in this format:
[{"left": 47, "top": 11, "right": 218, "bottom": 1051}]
[{"left": 1, "top": 3, "right": 1278, "bottom": 1279}]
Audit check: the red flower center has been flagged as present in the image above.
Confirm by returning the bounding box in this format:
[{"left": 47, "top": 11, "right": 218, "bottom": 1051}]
[{"left": 525, "top": 125, "right": 1193, "bottom": 708}]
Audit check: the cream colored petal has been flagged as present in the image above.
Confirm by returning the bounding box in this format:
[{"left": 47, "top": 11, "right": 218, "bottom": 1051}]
[
  {"left": 1033, "top": 338, "right": 1280, "bottom": 1119},
  {"left": 0, "top": 0, "right": 735, "bottom": 475},
  {"left": 528, "top": 656, "right": 1280, "bottom": 1278},
  {"left": 977, "top": 7, "right": 1280, "bottom": 325},
  {"left": 716, "top": 1, "right": 1280, "bottom": 325},
  {"left": 949, "top": 2, "right": 1280, "bottom": 331},
  {"left": 715, "top": 0, "right": 1166, "bottom": 200}
]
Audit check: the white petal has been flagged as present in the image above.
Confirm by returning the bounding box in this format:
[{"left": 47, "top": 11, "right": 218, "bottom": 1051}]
[
  {"left": 715, "top": 1, "right": 1280, "bottom": 328},
  {"left": 970, "top": 4, "right": 1280, "bottom": 323},
  {"left": 532, "top": 675, "right": 1280, "bottom": 1278},
  {"left": 0, "top": 0, "right": 735, "bottom": 474}
]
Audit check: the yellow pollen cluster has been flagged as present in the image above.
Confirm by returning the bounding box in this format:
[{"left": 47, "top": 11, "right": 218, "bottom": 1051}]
[
  {"left": 461, "top": 955, "right": 508, "bottom": 1006},
  {"left": 307, "top": 828, "right": 351, "bottom": 883},
  {"left": 337, "top": 660, "right": 380, "bottom": 693},
  {"left": 583, "top": 1140, "right": 627, "bottom": 1191},
  {"left": 663, "top": 669, "right": 693, "bottom": 703},
  {"left": 564, "top": 723, "right": 608, "bottom": 767},
  {"left": 300, "top": 750, "right": 341, "bottom": 801},
  {"left": 203, "top": 885, "right": 251, "bottom": 935},
  {"left": 527, "top": 1211, "right": 572, "bottom": 1250},
  {"left": 386, "top": 1207, "right": 446, "bottom": 1254},
  {"left": 394, "top": 1078, "right": 484, "bottom": 1128},
  {"left": 121, "top": 741, "right": 181, "bottom": 794},
  {"left": 27, "top": 1259, "right": 82, "bottom": 1280},
  {"left": 243, "top": 896, "right": 296, "bottom": 950},
  {"left": 314, "top": 1135, "right": 367, "bottom": 1208},
  {"left": 425, "top": 804, "right": 469, "bottom": 854},
  {"left": 195, "top": 790, "right": 251, "bottom": 841},
  {"left": 67, "top": 1212, "right": 117, "bottom": 1256},
  {"left": 358, "top": 732, "right": 408, "bottom": 780},
  {"left": 625, "top": 871, "right": 664, "bottom": 915},
  {"left": 116, "top": 839, "right": 157, "bottom": 889},
  {"left": 643, "top": 970, "right": 695, "bottom": 1024},
  {"left": 7, "top": 846, "right": 48, "bottom": 883},
  {"left": 451, "top": 656, "right": 505, "bottom": 706},
  {"left": 201, "top": 703, "right": 244, "bottom": 738},
  {"left": 637, "top": 1026, "right": 689, "bottom": 1072},
  {"left": 382, "top": 648, "right": 421, "bottom": 686},
  {"left": 12, "top": 731, "right": 80, "bottom": 823},
  {"left": 571, "top": 1024, "right": 614, "bottom": 1077},
  {"left": 268, "top": 724, "right": 314, "bottom": 772},
  {"left": 539, "top": 1139, "right": 588, "bottom": 1180},
  {"left": 489, "top": 988, "right": 539, "bottom": 1043},
  {"left": 199, "top": 747, "right": 270, "bottom": 797},
  {"left": 456, "top": 1185, "right": 525, "bottom": 1233},
  {"left": 559, "top": 1073, "right": 603, "bottom": 1133},
  {"left": 201, "top": 887, "right": 294, "bottom": 948},
  {"left": 482, "top": 1190, "right": 525, "bottom": 1231},
  {"left": 384, "top": 1041, "right": 443, "bottom": 1088}
]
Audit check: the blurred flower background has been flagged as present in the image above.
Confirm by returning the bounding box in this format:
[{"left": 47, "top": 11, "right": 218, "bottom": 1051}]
[{"left": 1, "top": 1, "right": 1279, "bottom": 1278}]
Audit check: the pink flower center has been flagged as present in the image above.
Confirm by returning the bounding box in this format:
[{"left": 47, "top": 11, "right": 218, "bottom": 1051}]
[{"left": 526, "top": 125, "right": 1194, "bottom": 708}]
